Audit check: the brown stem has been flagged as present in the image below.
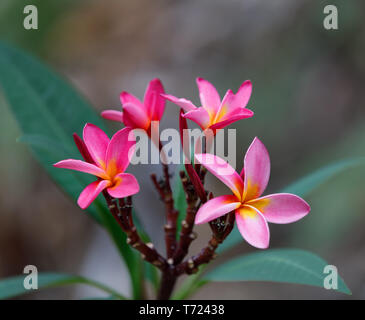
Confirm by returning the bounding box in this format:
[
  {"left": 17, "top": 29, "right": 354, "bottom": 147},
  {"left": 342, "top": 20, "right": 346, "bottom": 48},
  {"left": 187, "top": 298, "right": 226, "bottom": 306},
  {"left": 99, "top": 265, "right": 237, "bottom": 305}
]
[
  {"left": 156, "top": 140, "right": 179, "bottom": 258},
  {"left": 195, "top": 141, "right": 208, "bottom": 182},
  {"left": 185, "top": 163, "right": 207, "bottom": 202},
  {"left": 157, "top": 268, "right": 177, "bottom": 300},
  {"left": 174, "top": 211, "right": 235, "bottom": 276},
  {"left": 151, "top": 166, "right": 178, "bottom": 259},
  {"left": 102, "top": 191, "right": 168, "bottom": 271},
  {"left": 162, "top": 164, "right": 178, "bottom": 258},
  {"left": 199, "top": 166, "right": 207, "bottom": 184},
  {"left": 173, "top": 171, "right": 199, "bottom": 264}
]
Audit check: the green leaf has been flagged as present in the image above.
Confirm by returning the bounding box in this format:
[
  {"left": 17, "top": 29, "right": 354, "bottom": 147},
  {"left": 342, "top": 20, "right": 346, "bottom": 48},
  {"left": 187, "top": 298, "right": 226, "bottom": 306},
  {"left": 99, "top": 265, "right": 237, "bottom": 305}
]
[
  {"left": 0, "top": 42, "right": 141, "bottom": 298},
  {"left": 281, "top": 157, "right": 365, "bottom": 197},
  {"left": 0, "top": 273, "right": 127, "bottom": 300},
  {"left": 17, "top": 134, "right": 70, "bottom": 158},
  {"left": 0, "top": 41, "right": 106, "bottom": 222},
  {"left": 218, "top": 157, "right": 365, "bottom": 253},
  {"left": 203, "top": 249, "right": 351, "bottom": 295}
]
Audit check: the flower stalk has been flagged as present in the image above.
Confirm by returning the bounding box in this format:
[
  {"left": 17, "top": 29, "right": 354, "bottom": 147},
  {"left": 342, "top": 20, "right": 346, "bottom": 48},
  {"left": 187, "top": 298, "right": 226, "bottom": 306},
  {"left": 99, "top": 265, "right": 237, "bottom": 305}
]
[{"left": 102, "top": 191, "right": 168, "bottom": 270}]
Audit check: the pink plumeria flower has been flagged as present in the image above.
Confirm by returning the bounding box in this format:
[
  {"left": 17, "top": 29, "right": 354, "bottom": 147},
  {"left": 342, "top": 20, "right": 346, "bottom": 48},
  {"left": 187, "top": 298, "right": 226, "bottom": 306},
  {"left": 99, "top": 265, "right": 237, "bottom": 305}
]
[
  {"left": 162, "top": 77, "right": 254, "bottom": 132},
  {"left": 54, "top": 124, "right": 139, "bottom": 209},
  {"left": 101, "top": 78, "right": 165, "bottom": 136},
  {"left": 195, "top": 137, "right": 310, "bottom": 249}
]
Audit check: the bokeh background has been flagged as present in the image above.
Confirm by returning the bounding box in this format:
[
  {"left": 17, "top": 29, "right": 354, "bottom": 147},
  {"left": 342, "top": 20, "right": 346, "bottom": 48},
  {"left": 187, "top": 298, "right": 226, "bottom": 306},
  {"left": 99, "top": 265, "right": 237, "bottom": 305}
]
[{"left": 0, "top": 0, "right": 364, "bottom": 299}]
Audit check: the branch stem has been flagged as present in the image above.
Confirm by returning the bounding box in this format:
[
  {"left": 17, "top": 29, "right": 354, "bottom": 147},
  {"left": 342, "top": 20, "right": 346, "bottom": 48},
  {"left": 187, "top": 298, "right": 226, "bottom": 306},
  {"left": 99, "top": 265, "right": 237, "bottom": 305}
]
[{"left": 102, "top": 191, "right": 168, "bottom": 271}]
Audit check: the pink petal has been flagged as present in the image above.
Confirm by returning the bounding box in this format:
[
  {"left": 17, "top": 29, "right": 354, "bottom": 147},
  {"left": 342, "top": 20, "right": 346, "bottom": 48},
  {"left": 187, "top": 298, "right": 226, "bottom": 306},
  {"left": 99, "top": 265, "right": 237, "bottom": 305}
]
[
  {"left": 179, "top": 109, "right": 191, "bottom": 162},
  {"left": 83, "top": 123, "right": 109, "bottom": 168},
  {"left": 196, "top": 77, "right": 221, "bottom": 118},
  {"left": 236, "top": 205, "right": 270, "bottom": 249},
  {"left": 210, "top": 109, "right": 254, "bottom": 130},
  {"left": 232, "top": 80, "right": 252, "bottom": 109},
  {"left": 239, "top": 167, "right": 245, "bottom": 179},
  {"left": 243, "top": 137, "right": 270, "bottom": 202},
  {"left": 213, "top": 89, "right": 235, "bottom": 122},
  {"left": 106, "top": 127, "right": 135, "bottom": 175},
  {"left": 161, "top": 94, "right": 197, "bottom": 112},
  {"left": 210, "top": 81, "right": 253, "bottom": 126},
  {"left": 195, "top": 195, "right": 241, "bottom": 224},
  {"left": 101, "top": 110, "right": 124, "bottom": 122},
  {"left": 122, "top": 102, "right": 150, "bottom": 130},
  {"left": 107, "top": 173, "right": 140, "bottom": 198},
  {"left": 73, "top": 133, "right": 94, "bottom": 164},
  {"left": 247, "top": 193, "right": 310, "bottom": 224},
  {"left": 120, "top": 91, "right": 144, "bottom": 110},
  {"left": 77, "top": 180, "right": 110, "bottom": 209},
  {"left": 143, "top": 78, "right": 165, "bottom": 121},
  {"left": 53, "top": 159, "right": 107, "bottom": 179},
  {"left": 195, "top": 153, "right": 244, "bottom": 200},
  {"left": 183, "top": 107, "right": 211, "bottom": 130}
]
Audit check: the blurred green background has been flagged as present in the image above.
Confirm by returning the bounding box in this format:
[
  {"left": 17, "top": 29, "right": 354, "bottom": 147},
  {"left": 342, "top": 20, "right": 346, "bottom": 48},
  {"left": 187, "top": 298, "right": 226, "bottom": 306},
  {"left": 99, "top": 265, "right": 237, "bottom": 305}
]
[{"left": 0, "top": 0, "right": 364, "bottom": 299}]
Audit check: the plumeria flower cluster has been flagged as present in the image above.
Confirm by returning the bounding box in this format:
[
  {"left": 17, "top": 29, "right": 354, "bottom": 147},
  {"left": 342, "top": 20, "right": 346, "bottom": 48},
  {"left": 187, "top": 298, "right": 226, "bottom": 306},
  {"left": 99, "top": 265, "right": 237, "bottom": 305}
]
[{"left": 54, "top": 77, "right": 310, "bottom": 299}]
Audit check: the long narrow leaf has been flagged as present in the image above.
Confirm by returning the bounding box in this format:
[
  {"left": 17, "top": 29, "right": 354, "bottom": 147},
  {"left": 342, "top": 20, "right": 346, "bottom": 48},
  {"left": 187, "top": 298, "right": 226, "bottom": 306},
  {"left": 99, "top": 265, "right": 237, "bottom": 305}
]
[
  {"left": 281, "top": 157, "right": 365, "bottom": 197},
  {"left": 203, "top": 249, "right": 351, "bottom": 295},
  {"left": 0, "top": 273, "right": 127, "bottom": 300},
  {"left": 0, "top": 42, "right": 141, "bottom": 298}
]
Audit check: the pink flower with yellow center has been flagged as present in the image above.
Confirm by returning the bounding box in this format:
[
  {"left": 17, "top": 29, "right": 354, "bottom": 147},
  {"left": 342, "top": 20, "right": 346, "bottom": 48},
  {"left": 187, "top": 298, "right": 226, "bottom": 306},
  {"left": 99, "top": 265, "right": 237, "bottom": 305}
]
[
  {"left": 101, "top": 78, "right": 165, "bottom": 135},
  {"left": 195, "top": 137, "right": 310, "bottom": 249},
  {"left": 162, "top": 77, "right": 254, "bottom": 131},
  {"left": 54, "top": 124, "right": 139, "bottom": 209}
]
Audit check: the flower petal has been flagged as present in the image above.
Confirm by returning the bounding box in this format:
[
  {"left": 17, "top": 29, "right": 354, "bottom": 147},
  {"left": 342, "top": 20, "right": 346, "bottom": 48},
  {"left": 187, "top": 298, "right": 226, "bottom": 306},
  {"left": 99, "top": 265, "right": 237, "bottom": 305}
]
[
  {"left": 213, "top": 89, "right": 235, "bottom": 123},
  {"left": 161, "top": 94, "right": 197, "bottom": 112},
  {"left": 210, "top": 109, "right": 254, "bottom": 130},
  {"left": 195, "top": 153, "right": 244, "bottom": 200},
  {"left": 232, "top": 80, "right": 252, "bottom": 109},
  {"left": 73, "top": 133, "right": 94, "bottom": 164},
  {"left": 120, "top": 91, "right": 144, "bottom": 110},
  {"left": 106, "top": 127, "right": 136, "bottom": 175},
  {"left": 107, "top": 173, "right": 140, "bottom": 198},
  {"left": 123, "top": 102, "right": 150, "bottom": 130},
  {"left": 143, "top": 78, "right": 165, "bottom": 121},
  {"left": 243, "top": 137, "right": 270, "bottom": 201},
  {"left": 235, "top": 205, "right": 270, "bottom": 249},
  {"left": 247, "top": 193, "right": 310, "bottom": 224},
  {"left": 53, "top": 159, "right": 107, "bottom": 179},
  {"left": 101, "top": 110, "right": 124, "bottom": 122},
  {"left": 83, "top": 123, "right": 110, "bottom": 168},
  {"left": 183, "top": 107, "right": 211, "bottom": 130},
  {"left": 179, "top": 109, "right": 191, "bottom": 162},
  {"left": 239, "top": 167, "right": 245, "bottom": 179},
  {"left": 196, "top": 77, "right": 221, "bottom": 118},
  {"left": 195, "top": 195, "right": 241, "bottom": 224},
  {"left": 77, "top": 180, "right": 110, "bottom": 209}
]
